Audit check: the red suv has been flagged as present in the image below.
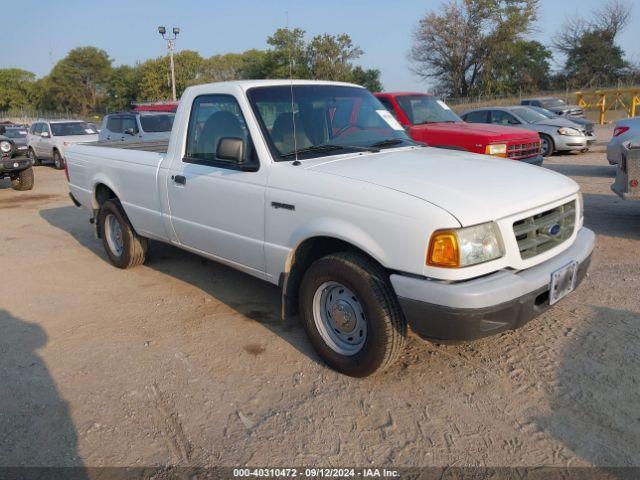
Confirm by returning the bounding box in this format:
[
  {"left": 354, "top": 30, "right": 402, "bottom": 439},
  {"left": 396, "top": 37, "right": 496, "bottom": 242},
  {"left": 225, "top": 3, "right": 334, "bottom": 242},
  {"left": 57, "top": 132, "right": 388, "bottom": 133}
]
[{"left": 375, "top": 92, "right": 543, "bottom": 165}]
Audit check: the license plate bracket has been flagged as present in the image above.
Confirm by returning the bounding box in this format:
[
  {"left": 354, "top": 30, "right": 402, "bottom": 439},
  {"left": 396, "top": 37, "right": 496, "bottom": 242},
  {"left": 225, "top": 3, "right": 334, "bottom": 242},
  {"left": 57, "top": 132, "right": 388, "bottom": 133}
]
[{"left": 549, "top": 261, "right": 578, "bottom": 305}]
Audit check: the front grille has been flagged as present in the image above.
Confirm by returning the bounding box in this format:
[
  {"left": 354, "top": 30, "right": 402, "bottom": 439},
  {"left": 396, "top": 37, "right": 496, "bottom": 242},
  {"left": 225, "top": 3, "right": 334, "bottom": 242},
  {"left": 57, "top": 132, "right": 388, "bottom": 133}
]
[
  {"left": 507, "top": 141, "right": 540, "bottom": 159},
  {"left": 513, "top": 201, "right": 576, "bottom": 259}
]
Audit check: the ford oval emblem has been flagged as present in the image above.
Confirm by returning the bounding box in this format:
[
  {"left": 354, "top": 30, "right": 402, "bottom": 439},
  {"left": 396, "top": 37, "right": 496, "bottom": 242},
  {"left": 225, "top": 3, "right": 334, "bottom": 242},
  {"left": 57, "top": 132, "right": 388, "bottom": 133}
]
[{"left": 548, "top": 223, "right": 561, "bottom": 236}]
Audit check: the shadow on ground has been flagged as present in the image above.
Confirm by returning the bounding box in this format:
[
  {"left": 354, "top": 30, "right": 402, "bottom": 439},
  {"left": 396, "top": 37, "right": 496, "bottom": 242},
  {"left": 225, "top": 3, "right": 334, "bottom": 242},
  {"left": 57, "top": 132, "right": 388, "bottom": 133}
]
[
  {"left": 535, "top": 306, "right": 640, "bottom": 469},
  {"left": 39, "top": 205, "right": 322, "bottom": 368},
  {"left": 0, "top": 309, "right": 87, "bottom": 476},
  {"left": 546, "top": 163, "right": 616, "bottom": 178},
  {"left": 582, "top": 193, "right": 640, "bottom": 241}
]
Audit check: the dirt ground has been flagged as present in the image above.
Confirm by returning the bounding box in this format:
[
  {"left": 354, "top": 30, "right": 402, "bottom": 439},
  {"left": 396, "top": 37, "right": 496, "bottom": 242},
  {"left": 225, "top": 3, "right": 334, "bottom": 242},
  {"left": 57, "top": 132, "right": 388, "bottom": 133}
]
[{"left": 1, "top": 130, "right": 639, "bottom": 469}]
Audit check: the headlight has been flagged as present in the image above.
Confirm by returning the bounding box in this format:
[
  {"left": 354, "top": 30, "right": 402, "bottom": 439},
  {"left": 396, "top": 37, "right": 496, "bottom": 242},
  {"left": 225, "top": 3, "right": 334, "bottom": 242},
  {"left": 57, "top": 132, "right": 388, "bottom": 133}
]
[
  {"left": 577, "top": 191, "right": 584, "bottom": 224},
  {"left": 427, "top": 222, "right": 505, "bottom": 268},
  {"left": 485, "top": 143, "right": 507, "bottom": 157},
  {"left": 0, "top": 140, "right": 12, "bottom": 153},
  {"left": 558, "top": 127, "right": 581, "bottom": 136}
]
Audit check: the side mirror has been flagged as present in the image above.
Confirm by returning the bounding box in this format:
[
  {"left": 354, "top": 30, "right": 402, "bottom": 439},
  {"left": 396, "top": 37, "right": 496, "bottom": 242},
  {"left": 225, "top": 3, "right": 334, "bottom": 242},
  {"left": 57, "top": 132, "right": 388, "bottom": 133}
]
[
  {"left": 216, "top": 137, "right": 245, "bottom": 163},
  {"left": 124, "top": 127, "right": 137, "bottom": 136},
  {"left": 41, "top": 131, "right": 50, "bottom": 138}
]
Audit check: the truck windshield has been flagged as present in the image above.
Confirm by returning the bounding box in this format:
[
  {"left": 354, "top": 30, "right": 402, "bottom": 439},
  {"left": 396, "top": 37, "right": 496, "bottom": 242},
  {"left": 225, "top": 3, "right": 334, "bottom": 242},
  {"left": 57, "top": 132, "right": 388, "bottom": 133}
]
[
  {"left": 395, "top": 95, "right": 461, "bottom": 125},
  {"left": 50, "top": 122, "right": 97, "bottom": 136},
  {"left": 247, "top": 85, "right": 415, "bottom": 160},
  {"left": 139, "top": 113, "right": 175, "bottom": 132}
]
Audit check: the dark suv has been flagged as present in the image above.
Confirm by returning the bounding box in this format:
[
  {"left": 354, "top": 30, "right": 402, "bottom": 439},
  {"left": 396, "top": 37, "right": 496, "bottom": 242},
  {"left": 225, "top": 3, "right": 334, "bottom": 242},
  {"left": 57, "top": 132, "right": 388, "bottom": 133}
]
[{"left": 0, "top": 126, "right": 34, "bottom": 190}]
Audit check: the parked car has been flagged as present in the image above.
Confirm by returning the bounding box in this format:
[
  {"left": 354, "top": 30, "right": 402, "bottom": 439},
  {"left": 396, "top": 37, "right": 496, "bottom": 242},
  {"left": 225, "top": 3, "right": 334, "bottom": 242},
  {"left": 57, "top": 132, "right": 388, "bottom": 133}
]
[
  {"left": 607, "top": 117, "right": 640, "bottom": 165},
  {"left": 99, "top": 111, "right": 175, "bottom": 143},
  {"left": 461, "top": 106, "right": 589, "bottom": 157},
  {"left": 1, "top": 126, "right": 29, "bottom": 158},
  {"left": 521, "top": 97, "right": 584, "bottom": 117},
  {"left": 527, "top": 105, "right": 596, "bottom": 144},
  {"left": 0, "top": 131, "right": 34, "bottom": 190},
  {"left": 375, "top": 92, "right": 542, "bottom": 165},
  {"left": 66, "top": 80, "right": 594, "bottom": 377},
  {"left": 27, "top": 120, "right": 99, "bottom": 170}
]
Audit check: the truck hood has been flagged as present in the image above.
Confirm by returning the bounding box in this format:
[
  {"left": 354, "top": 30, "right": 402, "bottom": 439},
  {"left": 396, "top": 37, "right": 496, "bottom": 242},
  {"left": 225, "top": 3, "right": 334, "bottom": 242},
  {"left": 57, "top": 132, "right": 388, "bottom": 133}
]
[
  {"left": 306, "top": 147, "right": 578, "bottom": 226},
  {"left": 410, "top": 121, "right": 537, "bottom": 142}
]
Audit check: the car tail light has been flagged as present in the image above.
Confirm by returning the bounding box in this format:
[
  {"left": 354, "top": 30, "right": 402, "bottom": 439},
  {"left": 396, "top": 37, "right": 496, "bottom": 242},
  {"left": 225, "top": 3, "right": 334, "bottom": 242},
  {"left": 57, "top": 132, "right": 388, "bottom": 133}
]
[{"left": 613, "top": 126, "right": 629, "bottom": 137}]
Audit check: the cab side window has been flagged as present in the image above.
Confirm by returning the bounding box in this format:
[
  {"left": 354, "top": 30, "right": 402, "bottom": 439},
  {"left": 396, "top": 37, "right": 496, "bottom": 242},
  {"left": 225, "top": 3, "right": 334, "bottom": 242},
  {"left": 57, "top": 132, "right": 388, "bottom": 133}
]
[
  {"left": 185, "top": 94, "right": 253, "bottom": 167},
  {"left": 106, "top": 116, "right": 123, "bottom": 134},
  {"left": 463, "top": 111, "right": 489, "bottom": 123},
  {"left": 490, "top": 110, "right": 519, "bottom": 125}
]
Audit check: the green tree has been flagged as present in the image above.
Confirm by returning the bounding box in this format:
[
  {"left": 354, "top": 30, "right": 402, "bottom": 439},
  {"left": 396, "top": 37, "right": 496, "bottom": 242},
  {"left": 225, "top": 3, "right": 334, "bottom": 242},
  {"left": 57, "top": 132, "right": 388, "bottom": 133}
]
[
  {"left": 350, "top": 66, "right": 383, "bottom": 91},
  {"left": 484, "top": 40, "right": 552, "bottom": 94},
  {"left": 105, "top": 65, "right": 141, "bottom": 111},
  {"left": 554, "top": 1, "right": 631, "bottom": 88},
  {"left": 43, "top": 46, "right": 112, "bottom": 114},
  {"left": 307, "top": 33, "right": 363, "bottom": 81},
  {"left": 263, "top": 28, "right": 309, "bottom": 78},
  {"left": 137, "top": 50, "right": 204, "bottom": 101},
  {"left": 0, "top": 69, "right": 36, "bottom": 110},
  {"left": 410, "top": 0, "right": 539, "bottom": 96}
]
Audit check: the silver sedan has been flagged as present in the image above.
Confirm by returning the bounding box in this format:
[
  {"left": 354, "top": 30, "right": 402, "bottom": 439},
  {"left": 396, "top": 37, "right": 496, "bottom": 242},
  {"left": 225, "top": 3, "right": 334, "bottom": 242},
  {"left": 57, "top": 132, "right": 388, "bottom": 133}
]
[
  {"left": 461, "top": 106, "right": 589, "bottom": 157},
  {"left": 607, "top": 117, "right": 640, "bottom": 165}
]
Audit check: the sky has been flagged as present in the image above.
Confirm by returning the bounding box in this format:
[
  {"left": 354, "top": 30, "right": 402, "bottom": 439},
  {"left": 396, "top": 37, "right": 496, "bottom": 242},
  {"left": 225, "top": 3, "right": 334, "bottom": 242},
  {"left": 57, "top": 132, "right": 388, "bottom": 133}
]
[{"left": 2, "top": 0, "right": 639, "bottom": 92}]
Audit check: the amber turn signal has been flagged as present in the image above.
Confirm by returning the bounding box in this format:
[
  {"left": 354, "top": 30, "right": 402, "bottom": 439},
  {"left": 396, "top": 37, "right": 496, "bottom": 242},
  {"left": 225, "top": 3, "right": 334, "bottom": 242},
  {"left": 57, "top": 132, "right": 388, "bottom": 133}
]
[{"left": 427, "top": 230, "right": 459, "bottom": 267}]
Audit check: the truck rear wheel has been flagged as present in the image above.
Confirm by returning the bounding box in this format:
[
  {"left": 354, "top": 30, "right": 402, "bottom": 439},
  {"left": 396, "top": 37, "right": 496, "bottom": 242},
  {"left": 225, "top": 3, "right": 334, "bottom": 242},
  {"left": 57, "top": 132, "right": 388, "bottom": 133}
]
[
  {"left": 98, "top": 199, "right": 148, "bottom": 269},
  {"left": 11, "top": 167, "right": 34, "bottom": 191},
  {"left": 299, "top": 251, "right": 407, "bottom": 377}
]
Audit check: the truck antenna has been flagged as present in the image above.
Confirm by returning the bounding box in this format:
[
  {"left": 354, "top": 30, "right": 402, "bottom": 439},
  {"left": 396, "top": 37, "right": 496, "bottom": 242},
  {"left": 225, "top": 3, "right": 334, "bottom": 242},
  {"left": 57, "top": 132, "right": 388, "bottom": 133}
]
[{"left": 286, "top": 11, "right": 300, "bottom": 166}]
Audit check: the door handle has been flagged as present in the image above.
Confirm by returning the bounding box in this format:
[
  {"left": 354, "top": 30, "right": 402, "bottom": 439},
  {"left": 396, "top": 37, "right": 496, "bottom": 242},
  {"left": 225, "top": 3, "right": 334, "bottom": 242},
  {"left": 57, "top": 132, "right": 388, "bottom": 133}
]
[{"left": 172, "top": 174, "right": 186, "bottom": 185}]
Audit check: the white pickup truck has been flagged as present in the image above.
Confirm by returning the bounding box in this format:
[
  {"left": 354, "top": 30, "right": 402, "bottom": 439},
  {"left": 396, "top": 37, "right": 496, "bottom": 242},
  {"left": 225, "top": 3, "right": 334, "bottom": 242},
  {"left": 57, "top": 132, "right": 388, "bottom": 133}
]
[{"left": 66, "top": 80, "right": 595, "bottom": 376}]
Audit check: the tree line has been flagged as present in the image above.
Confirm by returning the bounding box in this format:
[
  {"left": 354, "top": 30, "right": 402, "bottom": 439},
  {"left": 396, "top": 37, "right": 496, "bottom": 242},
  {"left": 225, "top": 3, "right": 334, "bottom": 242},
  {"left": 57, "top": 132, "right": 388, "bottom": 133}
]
[
  {"left": 0, "top": 0, "right": 637, "bottom": 114},
  {"left": 0, "top": 28, "right": 382, "bottom": 115},
  {"left": 410, "top": 0, "right": 638, "bottom": 98}
]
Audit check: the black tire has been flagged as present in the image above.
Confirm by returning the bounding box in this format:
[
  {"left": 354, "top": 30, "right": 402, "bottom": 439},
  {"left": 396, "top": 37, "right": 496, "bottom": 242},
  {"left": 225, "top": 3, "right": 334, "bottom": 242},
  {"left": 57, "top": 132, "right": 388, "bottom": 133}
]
[
  {"left": 28, "top": 147, "right": 41, "bottom": 166},
  {"left": 299, "top": 251, "right": 407, "bottom": 377},
  {"left": 53, "top": 150, "right": 64, "bottom": 170},
  {"left": 11, "top": 167, "right": 34, "bottom": 191},
  {"left": 97, "top": 199, "right": 148, "bottom": 269},
  {"left": 540, "top": 134, "right": 554, "bottom": 157}
]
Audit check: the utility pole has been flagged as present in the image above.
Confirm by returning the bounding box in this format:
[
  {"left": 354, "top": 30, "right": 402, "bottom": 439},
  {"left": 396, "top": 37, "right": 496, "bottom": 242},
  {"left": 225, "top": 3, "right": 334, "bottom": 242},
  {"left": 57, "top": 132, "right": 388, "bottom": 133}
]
[{"left": 158, "top": 26, "right": 180, "bottom": 101}]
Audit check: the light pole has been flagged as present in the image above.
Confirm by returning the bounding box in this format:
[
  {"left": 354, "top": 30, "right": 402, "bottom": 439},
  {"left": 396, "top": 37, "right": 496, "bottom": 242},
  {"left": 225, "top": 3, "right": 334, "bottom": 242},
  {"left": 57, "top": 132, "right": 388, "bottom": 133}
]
[{"left": 158, "top": 26, "right": 180, "bottom": 101}]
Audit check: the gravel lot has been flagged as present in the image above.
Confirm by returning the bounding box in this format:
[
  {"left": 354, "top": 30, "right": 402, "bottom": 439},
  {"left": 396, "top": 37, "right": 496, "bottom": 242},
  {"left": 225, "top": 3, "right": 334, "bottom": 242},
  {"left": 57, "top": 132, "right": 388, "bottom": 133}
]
[{"left": 1, "top": 132, "right": 639, "bottom": 469}]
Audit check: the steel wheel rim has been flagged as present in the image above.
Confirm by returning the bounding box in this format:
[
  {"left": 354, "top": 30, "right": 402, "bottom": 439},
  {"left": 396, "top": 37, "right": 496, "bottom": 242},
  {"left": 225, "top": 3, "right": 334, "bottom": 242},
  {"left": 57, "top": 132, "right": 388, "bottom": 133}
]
[
  {"left": 54, "top": 153, "right": 61, "bottom": 168},
  {"left": 104, "top": 213, "right": 124, "bottom": 257},
  {"left": 312, "top": 281, "right": 367, "bottom": 356}
]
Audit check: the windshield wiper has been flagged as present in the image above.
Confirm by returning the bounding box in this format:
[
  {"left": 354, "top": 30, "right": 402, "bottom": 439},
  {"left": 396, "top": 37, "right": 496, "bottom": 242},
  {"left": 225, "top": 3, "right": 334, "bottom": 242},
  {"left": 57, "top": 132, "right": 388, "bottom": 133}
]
[
  {"left": 369, "top": 138, "right": 421, "bottom": 149},
  {"left": 280, "top": 144, "right": 377, "bottom": 159}
]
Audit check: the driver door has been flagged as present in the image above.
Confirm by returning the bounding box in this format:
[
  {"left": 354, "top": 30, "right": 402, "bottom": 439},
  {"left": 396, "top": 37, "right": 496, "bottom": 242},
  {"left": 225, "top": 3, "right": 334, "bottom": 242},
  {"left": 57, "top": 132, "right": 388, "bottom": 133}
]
[{"left": 166, "top": 94, "right": 267, "bottom": 275}]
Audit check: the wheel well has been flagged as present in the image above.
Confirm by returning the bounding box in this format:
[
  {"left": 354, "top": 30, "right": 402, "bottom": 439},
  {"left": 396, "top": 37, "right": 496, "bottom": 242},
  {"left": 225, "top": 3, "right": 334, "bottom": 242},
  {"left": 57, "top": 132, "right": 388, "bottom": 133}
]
[
  {"left": 282, "top": 236, "right": 383, "bottom": 320},
  {"left": 95, "top": 183, "right": 118, "bottom": 207}
]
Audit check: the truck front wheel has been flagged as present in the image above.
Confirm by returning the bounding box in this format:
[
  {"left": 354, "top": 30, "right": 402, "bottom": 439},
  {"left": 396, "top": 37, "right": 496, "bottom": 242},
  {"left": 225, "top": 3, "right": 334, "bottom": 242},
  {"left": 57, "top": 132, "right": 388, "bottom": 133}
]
[
  {"left": 98, "top": 199, "right": 148, "bottom": 269},
  {"left": 11, "top": 167, "right": 34, "bottom": 191},
  {"left": 299, "top": 252, "right": 407, "bottom": 377}
]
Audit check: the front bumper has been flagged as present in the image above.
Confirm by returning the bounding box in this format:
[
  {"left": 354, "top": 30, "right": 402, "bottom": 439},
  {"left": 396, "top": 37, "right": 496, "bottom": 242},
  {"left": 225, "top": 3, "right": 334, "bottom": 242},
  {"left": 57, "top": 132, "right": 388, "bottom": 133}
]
[
  {"left": 391, "top": 227, "right": 595, "bottom": 341},
  {"left": 518, "top": 154, "right": 543, "bottom": 166},
  {"left": 554, "top": 134, "right": 588, "bottom": 151},
  {"left": 0, "top": 157, "right": 31, "bottom": 173}
]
